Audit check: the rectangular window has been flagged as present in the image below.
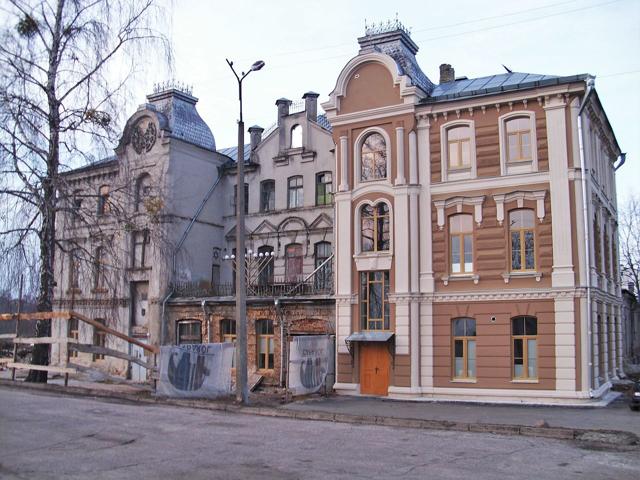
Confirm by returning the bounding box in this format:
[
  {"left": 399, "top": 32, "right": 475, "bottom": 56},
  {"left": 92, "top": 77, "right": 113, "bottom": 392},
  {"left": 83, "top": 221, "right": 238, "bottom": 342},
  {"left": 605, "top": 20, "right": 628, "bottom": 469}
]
[
  {"left": 447, "top": 126, "right": 471, "bottom": 169},
  {"left": 97, "top": 185, "right": 110, "bottom": 215},
  {"left": 93, "top": 318, "right": 106, "bottom": 360},
  {"left": 132, "top": 230, "right": 150, "bottom": 268},
  {"left": 177, "top": 320, "right": 202, "bottom": 345},
  {"left": 288, "top": 176, "right": 303, "bottom": 208},
  {"left": 360, "top": 271, "right": 390, "bottom": 331},
  {"left": 221, "top": 319, "right": 236, "bottom": 368},
  {"left": 260, "top": 180, "right": 275, "bottom": 212},
  {"left": 256, "top": 319, "right": 274, "bottom": 370},
  {"left": 453, "top": 318, "right": 476, "bottom": 379},
  {"left": 506, "top": 117, "right": 533, "bottom": 163},
  {"left": 285, "top": 244, "right": 303, "bottom": 283},
  {"left": 510, "top": 210, "right": 535, "bottom": 271},
  {"left": 512, "top": 316, "right": 537, "bottom": 380},
  {"left": 315, "top": 172, "right": 333, "bottom": 206},
  {"left": 449, "top": 214, "right": 473, "bottom": 274}
]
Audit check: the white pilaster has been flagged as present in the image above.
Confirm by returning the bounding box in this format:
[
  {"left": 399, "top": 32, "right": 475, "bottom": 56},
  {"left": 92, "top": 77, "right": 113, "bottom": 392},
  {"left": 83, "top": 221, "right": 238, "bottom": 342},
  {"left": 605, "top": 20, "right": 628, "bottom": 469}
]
[
  {"left": 408, "top": 130, "right": 418, "bottom": 185},
  {"left": 417, "top": 115, "right": 434, "bottom": 292},
  {"left": 420, "top": 300, "right": 433, "bottom": 389},
  {"left": 554, "top": 297, "right": 577, "bottom": 391},
  {"left": 395, "top": 127, "right": 406, "bottom": 185},
  {"left": 545, "top": 95, "right": 574, "bottom": 287},
  {"left": 339, "top": 135, "right": 348, "bottom": 191}
]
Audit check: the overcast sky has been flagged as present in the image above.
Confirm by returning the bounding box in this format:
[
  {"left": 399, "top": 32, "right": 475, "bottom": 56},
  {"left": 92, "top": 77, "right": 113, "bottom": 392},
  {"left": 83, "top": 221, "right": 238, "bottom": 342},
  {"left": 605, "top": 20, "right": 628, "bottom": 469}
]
[{"left": 133, "top": 0, "right": 639, "bottom": 202}]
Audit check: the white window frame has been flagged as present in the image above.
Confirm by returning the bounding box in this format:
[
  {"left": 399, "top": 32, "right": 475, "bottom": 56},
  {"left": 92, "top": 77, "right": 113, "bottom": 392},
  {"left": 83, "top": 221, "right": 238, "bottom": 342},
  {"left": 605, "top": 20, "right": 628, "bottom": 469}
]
[
  {"left": 353, "top": 198, "right": 393, "bottom": 272},
  {"left": 353, "top": 127, "right": 392, "bottom": 189},
  {"left": 498, "top": 111, "right": 538, "bottom": 176},
  {"left": 440, "top": 120, "right": 477, "bottom": 182}
]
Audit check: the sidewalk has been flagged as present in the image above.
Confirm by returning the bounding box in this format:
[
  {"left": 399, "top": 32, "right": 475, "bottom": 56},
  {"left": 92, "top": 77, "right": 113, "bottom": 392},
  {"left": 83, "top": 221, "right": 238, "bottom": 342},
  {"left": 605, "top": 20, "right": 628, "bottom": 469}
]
[
  {"left": 1, "top": 375, "right": 638, "bottom": 449},
  {"left": 283, "top": 394, "right": 640, "bottom": 437}
]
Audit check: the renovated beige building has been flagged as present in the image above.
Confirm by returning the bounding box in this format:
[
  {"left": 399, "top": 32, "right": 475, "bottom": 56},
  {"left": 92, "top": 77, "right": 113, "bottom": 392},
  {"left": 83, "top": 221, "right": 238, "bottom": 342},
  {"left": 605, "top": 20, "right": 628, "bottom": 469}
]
[{"left": 324, "top": 21, "right": 624, "bottom": 403}]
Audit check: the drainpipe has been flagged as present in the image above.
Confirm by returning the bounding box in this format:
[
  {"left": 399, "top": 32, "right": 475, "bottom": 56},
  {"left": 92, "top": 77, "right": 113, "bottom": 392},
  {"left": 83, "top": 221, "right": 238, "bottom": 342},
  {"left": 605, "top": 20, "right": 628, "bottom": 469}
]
[
  {"left": 202, "top": 299, "right": 210, "bottom": 343},
  {"left": 275, "top": 298, "right": 284, "bottom": 387},
  {"left": 577, "top": 76, "right": 595, "bottom": 396},
  {"left": 614, "top": 152, "right": 626, "bottom": 172}
]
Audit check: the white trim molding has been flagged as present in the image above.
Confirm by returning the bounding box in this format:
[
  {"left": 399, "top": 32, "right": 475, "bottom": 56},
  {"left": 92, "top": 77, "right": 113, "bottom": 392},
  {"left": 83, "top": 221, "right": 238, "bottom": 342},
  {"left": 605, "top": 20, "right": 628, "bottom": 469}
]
[
  {"left": 434, "top": 195, "right": 485, "bottom": 230},
  {"left": 353, "top": 127, "right": 393, "bottom": 189},
  {"left": 440, "top": 119, "right": 477, "bottom": 182},
  {"left": 493, "top": 190, "right": 547, "bottom": 226},
  {"left": 498, "top": 110, "right": 539, "bottom": 175}
]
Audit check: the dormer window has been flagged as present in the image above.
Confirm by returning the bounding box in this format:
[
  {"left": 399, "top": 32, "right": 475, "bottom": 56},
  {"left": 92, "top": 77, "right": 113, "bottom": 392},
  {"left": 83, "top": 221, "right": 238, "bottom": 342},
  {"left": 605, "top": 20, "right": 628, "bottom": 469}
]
[
  {"left": 290, "top": 124, "right": 302, "bottom": 149},
  {"left": 361, "top": 132, "right": 387, "bottom": 181}
]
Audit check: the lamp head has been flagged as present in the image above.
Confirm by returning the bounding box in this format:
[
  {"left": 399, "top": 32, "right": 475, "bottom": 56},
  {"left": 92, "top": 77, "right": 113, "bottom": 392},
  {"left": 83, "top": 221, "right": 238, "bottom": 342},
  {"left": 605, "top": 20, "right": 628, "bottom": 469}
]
[{"left": 251, "top": 60, "right": 265, "bottom": 71}]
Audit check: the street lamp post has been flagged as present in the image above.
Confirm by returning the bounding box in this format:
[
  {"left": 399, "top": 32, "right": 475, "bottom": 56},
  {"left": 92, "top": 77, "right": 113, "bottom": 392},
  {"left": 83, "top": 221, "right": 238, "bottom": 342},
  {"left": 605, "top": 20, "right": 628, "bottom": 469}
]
[{"left": 226, "top": 59, "right": 265, "bottom": 404}]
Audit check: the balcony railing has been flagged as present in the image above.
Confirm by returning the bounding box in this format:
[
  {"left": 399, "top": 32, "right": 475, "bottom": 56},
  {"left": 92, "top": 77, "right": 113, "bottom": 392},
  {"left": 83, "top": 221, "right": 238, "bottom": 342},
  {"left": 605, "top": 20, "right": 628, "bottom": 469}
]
[{"left": 172, "top": 274, "right": 333, "bottom": 299}]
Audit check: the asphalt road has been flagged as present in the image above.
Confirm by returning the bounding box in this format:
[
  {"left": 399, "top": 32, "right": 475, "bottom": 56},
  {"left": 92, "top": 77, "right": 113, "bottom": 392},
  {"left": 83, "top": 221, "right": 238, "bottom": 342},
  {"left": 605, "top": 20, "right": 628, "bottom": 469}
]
[{"left": 1, "top": 388, "right": 639, "bottom": 480}]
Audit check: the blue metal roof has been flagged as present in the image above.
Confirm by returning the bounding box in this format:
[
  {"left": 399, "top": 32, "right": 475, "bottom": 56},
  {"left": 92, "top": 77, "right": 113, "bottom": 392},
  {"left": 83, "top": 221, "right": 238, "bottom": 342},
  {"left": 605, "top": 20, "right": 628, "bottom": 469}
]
[
  {"left": 218, "top": 144, "right": 251, "bottom": 163},
  {"left": 316, "top": 114, "right": 332, "bottom": 133},
  {"left": 146, "top": 89, "right": 216, "bottom": 151},
  {"left": 425, "top": 72, "right": 588, "bottom": 103}
]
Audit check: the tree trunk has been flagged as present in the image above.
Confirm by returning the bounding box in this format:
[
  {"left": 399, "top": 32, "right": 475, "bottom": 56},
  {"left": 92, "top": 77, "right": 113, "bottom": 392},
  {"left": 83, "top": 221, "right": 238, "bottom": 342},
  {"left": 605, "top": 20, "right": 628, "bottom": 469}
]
[{"left": 26, "top": 0, "right": 64, "bottom": 383}]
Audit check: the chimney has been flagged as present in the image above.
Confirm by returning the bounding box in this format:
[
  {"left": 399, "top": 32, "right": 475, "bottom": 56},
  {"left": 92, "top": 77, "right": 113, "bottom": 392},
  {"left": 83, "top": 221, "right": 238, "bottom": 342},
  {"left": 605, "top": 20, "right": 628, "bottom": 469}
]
[
  {"left": 248, "top": 125, "right": 264, "bottom": 153},
  {"left": 439, "top": 64, "right": 455, "bottom": 84},
  {"left": 275, "top": 98, "right": 292, "bottom": 126},
  {"left": 302, "top": 92, "right": 320, "bottom": 121}
]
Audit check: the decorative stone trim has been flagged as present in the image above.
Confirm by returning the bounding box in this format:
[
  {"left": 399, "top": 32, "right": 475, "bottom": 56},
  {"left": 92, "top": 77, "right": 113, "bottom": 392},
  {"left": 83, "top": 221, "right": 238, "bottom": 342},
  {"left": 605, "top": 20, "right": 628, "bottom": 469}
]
[
  {"left": 441, "top": 274, "right": 479, "bottom": 286},
  {"left": 501, "top": 271, "right": 543, "bottom": 283},
  {"left": 353, "top": 252, "right": 393, "bottom": 271},
  {"left": 434, "top": 195, "right": 485, "bottom": 229},
  {"left": 493, "top": 190, "right": 546, "bottom": 225}
]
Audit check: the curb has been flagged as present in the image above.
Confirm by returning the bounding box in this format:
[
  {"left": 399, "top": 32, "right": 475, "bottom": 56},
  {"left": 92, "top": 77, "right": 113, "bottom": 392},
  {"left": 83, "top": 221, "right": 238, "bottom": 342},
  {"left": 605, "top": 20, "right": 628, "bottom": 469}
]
[{"left": 2, "top": 379, "right": 638, "bottom": 449}]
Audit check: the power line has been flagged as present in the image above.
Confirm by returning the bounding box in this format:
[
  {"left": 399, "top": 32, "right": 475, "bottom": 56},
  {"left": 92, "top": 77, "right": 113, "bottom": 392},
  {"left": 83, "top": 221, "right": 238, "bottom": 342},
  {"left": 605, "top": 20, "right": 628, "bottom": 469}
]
[
  {"left": 415, "top": 0, "right": 623, "bottom": 42},
  {"left": 241, "top": 0, "right": 603, "bottom": 61}
]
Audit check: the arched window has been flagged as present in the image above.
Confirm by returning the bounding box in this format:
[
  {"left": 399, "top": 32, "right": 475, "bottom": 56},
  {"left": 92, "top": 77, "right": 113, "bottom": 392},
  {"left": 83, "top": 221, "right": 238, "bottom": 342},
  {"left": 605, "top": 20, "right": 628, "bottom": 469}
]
[
  {"left": 285, "top": 243, "right": 303, "bottom": 283},
  {"left": 449, "top": 214, "right": 473, "bottom": 274},
  {"left": 256, "top": 319, "right": 274, "bottom": 370},
  {"left": 176, "top": 319, "right": 202, "bottom": 345},
  {"left": 315, "top": 171, "right": 333, "bottom": 206},
  {"left": 509, "top": 209, "right": 535, "bottom": 271},
  {"left": 499, "top": 113, "right": 537, "bottom": 175},
  {"left": 360, "top": 202, "right": 390, "bottom": 252},
  {"left": 452, "top": 318, "right": 476, "bottom": 379},
  {"left": 446, "top": 125, "right": 471, "bottom": 170},
  {"left": 512, "top": 316, "right": 537, "bottom": 379},
  {"left": 260, "top": 180, "right": 275, "bottom": 212},
  {"left": 97, "top": 185, "right": 110, "bottom": 215},
  {"left": 257, "top": 245, "right": 274, "bottom": 286},
  {"left": 290, "top": 124, "right": 302, "bottom": 148},
  {"left": 314, "top": 241, "right": 332, "bottom": 290},
  {"left": 135, "top": 173, "right": 152, "bottom": 212},
  {"left": 505, "top": 117, "right": 532, "bottom": 163},
  {"left": 361, "top": 132, "right": 387, "bottom": 181}
]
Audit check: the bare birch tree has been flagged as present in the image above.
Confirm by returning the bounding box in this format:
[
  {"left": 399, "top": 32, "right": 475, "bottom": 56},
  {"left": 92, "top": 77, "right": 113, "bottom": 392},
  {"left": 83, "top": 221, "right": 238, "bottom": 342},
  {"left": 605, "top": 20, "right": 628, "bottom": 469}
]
[
  {"left": 619, "top": 195, "right": 640, "bottom": 297},
  {"left": 0, "top": 0, "right": 170, "bottom": 382}
]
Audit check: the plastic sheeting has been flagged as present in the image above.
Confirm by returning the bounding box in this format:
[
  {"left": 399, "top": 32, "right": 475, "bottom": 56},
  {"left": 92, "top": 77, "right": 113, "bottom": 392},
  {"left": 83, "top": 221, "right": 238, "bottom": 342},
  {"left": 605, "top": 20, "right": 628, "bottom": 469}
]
[
  {"left": 288, "top": 335, "right": 332, "bottom": 396},
  {"left": 157, "top": 343, "right": 234, "bottom": 398}
]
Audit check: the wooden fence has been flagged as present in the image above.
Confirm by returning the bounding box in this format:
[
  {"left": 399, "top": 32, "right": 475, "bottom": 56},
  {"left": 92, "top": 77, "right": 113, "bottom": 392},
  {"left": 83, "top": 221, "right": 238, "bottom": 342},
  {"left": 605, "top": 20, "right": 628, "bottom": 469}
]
[{"left": 0, "top": 311, "right": 159, "bottom": 387}]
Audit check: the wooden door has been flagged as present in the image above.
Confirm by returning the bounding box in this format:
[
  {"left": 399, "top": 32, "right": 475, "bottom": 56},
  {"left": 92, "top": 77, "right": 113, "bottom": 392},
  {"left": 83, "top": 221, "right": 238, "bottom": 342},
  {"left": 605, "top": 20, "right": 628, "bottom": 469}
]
[{"left": 360, "top": 343, "right": 390, "bottom": 396}]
